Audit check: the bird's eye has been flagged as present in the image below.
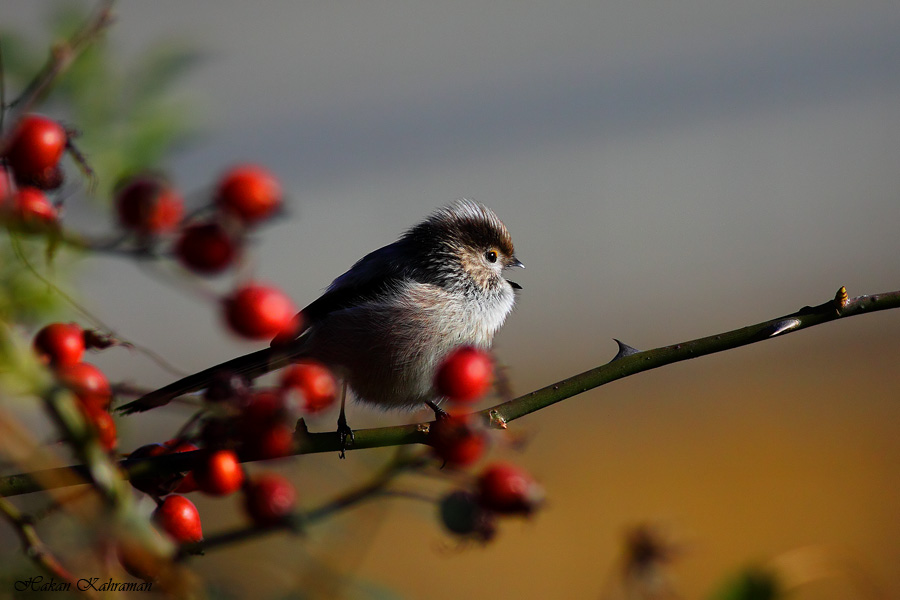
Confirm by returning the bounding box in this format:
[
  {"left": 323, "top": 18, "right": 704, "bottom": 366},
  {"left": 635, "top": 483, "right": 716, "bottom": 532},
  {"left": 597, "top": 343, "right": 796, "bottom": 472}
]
[{"left": 485, "top": 250, "right": 498, "bottom": 263}]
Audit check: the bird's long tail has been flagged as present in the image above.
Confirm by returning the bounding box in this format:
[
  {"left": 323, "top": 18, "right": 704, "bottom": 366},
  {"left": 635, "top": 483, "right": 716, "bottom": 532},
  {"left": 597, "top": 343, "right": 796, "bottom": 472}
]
[{"left": 117, "top": 345, "right": 303, "bottom": 415}]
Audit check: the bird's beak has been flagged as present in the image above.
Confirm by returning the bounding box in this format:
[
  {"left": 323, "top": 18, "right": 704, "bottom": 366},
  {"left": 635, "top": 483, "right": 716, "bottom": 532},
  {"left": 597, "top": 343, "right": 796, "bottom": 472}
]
[{"left": 508, "top": 257, "right": 525, "bottom": 269}]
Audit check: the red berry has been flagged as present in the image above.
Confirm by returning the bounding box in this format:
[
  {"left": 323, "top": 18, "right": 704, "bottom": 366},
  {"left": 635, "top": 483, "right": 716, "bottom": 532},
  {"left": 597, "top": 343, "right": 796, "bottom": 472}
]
[
  {"left": 243, "top": 473, "right": 296, "bottom": 526},
  {"left": 4, "top": 115, "right": 67, "bottom": 182},
  {"left": 194, "top": 449, "right": 244, "bottom": 496},
  {"left": 238, "top": 391, "right": 294, "bottom": 460},
  {"left": 13, "top": 187, "right": 57, "bottom": 225},
  {"left": 174, "top": 471, "right": 199, "bottom": 494},
  {"left": 153, "top": 495, "right": 203, "bottom": 543},
  {"left": 429, "top": 415, "right": 487, "bottom": 467},
  {"left": 84, "top": 407, "right": 117, "bottom": 452},
  {"left": 128, "top": 443, "right": 168, "bottom": 494},
  {"left": 175, "top": 221, "right": 239, "bottom": 274},
  {"left": 439, "top": 490, "right": 497, "bottom": 542},
  {"left": 240, "top": 390, "right": 287, "bottom": 429},
  {"left": 115, "top": 176, "right": 183, "bottom": 234},
  {"left": 56, "top": 362, "right": 111, "bottom": 411},
  {"left": 435, "top": 346, "right": 493, "bottom": 403},
  {"left": 280, "top": 361, "right": 337, "bottom": 413},
  {"left": 223, "top": 283, "right": 296, "bottom": 340},
  {"left": 116, "top": 539, "right": 165, "bottom": 582},
  {"left": 33, "top": 322, "right": 85, "bottom": 367},
  {"left": 127, "top": 439, "right": 200, "bottom": 495},
  {"left": 477, "top": 462, "right": 544, "bottom": 515},
  {"left": 242, "top": 422, "right": 295, "bottom": 460},
  {"left": 215, "top": 164, "right": 282, "bottom": 225},
  {"left": 164, "top": 439, "right": 201, "bottom": 493},
  {"left": 0, "top": 168, "right": 13, "bottom": 202}
]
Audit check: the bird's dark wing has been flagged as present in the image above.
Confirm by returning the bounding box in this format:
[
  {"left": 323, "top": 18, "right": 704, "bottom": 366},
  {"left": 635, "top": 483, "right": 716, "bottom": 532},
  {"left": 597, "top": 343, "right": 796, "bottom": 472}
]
[{"left": 299, "top": 241, "right": 413, "bottom": 323}]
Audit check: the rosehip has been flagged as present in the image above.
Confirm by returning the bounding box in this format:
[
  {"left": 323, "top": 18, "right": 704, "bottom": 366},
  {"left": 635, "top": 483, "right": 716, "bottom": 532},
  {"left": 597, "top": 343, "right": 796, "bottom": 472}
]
[
  {"left": 280, "top": 361, "right": 337, "bottom": 413},
  {"left": 153, "top": 494, "right": 203, "bottom": 543},
  {"left": 165, "top": 439, "right": 201, "bottom": 494},
  {"left": 56, "top": 362, "right": 111, "bottom": 411},
  {"left": 215, "top": 164, "right": 282, "bottom": 225},
  {"left": 33, "top": 322, "right": 85, "bottom": 367},
  {"left": 84, "top": 407, "right": 117, "bottom": 452},
  {"left": 117, "top": 538, "right": 166, "bottom": 582},
  {"left": 242, "top": 422, "right": 295, "bottom": 460},
  {"left": 439, "top": 490, "right": 496, "bottom": 542},
  {"left": 128, "top": 440, "right": 200, "bottom": 495},
  {"left": 204, "top": 371, "right": 251, "bottom": 404},
  {"left": 13, "top": 187, "right": 57, "bottom": 225},
  {"left": 240, "top": 389, "right": 287, "bottom": 429},
  {"left": 477, "top": 462, "right": 544, "bottom": 515},
  {"left": 429, "top": 414, "right": 487, "bottom": 467},
  {"left": 4, "top": 115, "right": 67, "bottom": 183},
  {"left": 435, "top": 346, "right": 493, "bottom": 403},
  {"left": 194, "top": 449, "right": 244, "bottom": 496},
  {"left": 0, "top": 167, "right": 13, "bottom": 202},
  {"left": 243, "top": 473, "right": 296, "bottom": 526},
  {"left": 115, "top": 176, "right": 183, "bottom": 234},
  {"left": 127, "top": 443, "right": 168, "bottom": 495},
  {"left": 175, "top": 221, "right": 238, "bottom": 274},
  {"left": 223, "top": 283, "right": 296, "bottom": 339}
]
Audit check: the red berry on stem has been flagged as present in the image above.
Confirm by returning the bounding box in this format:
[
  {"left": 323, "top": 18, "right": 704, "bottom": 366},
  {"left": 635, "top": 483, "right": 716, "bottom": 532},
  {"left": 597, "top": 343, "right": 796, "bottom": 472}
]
[
  {"left": 240, "top": 389, "right": 287, "bottom": 429},
  {"left": 116, "top": 538, "right": 166, "bottom": 583},
  {"left": 477, "top": 462, "right": 544, "bottom": 515},
  {"left": 4, "top": 115, "right": 67, "bottom": 183},
  {"left": 33, "top": 322, "right": 84, "bottom": 367},
  {"left": 175, "top": 221, "right": 238, "bottom": 274},
  {"left": 56, "top": 362, "right": 112, "bottom": 411},
  {"left": 223, "top": 283, "right": 296, "bottom": 340},
  {"left": 435, "top": 346, "right": 493, "bottom": 404},
  {"left": 243, "top": 473, "right": 296, "bottom": 526},
  {"left": 115, "top": 176, "right": 183, "bottom": 234},
  {"left": 439, "top": 490, "right": 497, "bottom": 542},
  {"left": 153, "top": 495, "right": 203, "bottom": 543},
  {"left": 85, "top": 407, "right": 118, "bottom": 452},
  {"left": 13, "top": 187, "right": 57, "bottom": 225},
  {"left": 243, "top": 422, "right": 295, "bottom": 460},
  {"left": 429, "top": 414, "right": 487, "bottom": 467},
  {"left": 215, "top": 164, "right": 282, "bottom": 225},
  {"left": 194, "top": 449, "right": 244, "bottom": 496},
  {"left": 0, "top": 167, "right": 13, "bottom": 202},
  {"left": 164, "top": 439, "right": 201, "bottom": 494},
  {"left": 280, "top": 361, "right": 337, "bottom": 413}
]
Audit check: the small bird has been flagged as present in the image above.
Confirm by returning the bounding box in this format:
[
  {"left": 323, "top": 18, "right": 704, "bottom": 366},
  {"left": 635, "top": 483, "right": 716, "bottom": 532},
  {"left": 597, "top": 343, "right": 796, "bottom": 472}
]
[{"left": 119, "top": 199, "right": 523, "bottom": 434}]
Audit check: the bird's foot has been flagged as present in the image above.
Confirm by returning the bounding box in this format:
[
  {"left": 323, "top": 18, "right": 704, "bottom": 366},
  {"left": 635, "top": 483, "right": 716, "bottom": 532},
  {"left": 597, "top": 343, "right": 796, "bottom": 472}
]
[
  {"left": 336, "top": 412, "right": 354, "bottom": 459},
  {"left": 425, "top": 400, "right": 450, "bottom": 421}
]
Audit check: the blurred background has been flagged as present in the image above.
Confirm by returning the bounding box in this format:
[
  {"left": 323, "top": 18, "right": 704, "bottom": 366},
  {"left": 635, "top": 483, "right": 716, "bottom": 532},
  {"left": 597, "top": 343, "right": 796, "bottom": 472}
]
[{"left": 4, "top": 1, "right": 900, "bottom": 598}]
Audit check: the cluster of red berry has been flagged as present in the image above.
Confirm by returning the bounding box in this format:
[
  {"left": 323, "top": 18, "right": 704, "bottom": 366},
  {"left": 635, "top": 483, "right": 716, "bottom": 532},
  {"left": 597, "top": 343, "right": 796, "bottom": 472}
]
[
  {"left": 429, "top": 347, "right": 544, "bottom": 541},
  {"left": 33, "top": 322, "right": 117, "bottom": 451},
  {"left": 0, "top": 115, "right": 70, "bottom": 225},
  {"left": 2, "top": 112, "right": 299, "bottom": 344},
  {"left": 13, "top": 109, "right": 541, "bottom": 571},
  {"left": 120, "top": 361, "right": 338, "bottom": 557},
  {"left": 112, "top": 159, "right": 295, "bottom": 340}
]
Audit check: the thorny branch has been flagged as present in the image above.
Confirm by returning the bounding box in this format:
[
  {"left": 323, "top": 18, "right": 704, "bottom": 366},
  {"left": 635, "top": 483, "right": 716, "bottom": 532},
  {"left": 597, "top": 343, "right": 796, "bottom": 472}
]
[
  {"left": 2, "top": 285, "right": 898, "bottom": 498},
  {"left": 0, "top": 0, "right": 116, "bottom": 151}
]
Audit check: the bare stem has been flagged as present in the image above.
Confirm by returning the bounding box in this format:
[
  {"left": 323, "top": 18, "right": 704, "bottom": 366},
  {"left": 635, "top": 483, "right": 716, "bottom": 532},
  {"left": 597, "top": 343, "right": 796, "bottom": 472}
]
[
  {"left": 1, "top": 0, "right": 116, "bottom": 144},
  {"left": 0, "top": 484, "right": 97, "bottom": 598}
]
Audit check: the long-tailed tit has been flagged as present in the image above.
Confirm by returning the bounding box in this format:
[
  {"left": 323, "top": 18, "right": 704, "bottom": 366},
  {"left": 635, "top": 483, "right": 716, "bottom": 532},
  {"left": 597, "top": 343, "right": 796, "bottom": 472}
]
[{"left": 119, "top": 199, "right": 523, "bottom": 430}]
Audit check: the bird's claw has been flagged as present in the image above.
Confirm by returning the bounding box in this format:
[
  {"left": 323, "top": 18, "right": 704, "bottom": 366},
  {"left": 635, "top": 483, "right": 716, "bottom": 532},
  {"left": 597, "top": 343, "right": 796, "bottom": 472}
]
[
  {"left": 425, "top": 400, "right": 450, "bottom": 421},
  {"left": 337, "top": 413, "right": 354, "bottom": 459}
]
